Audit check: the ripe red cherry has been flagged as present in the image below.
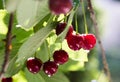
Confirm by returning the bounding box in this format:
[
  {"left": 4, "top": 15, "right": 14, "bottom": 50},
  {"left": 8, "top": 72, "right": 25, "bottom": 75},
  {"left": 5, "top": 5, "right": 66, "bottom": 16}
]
[
  {"left": 43, "top": 61, "right": 58, "bottom": 77},
  {"left": 55, "top": 23, "right": 73, "bottom": 39},
  {"left": 26, "top": 57, "right": 42, "bottom": 74},
  {"left": 49, "top": 0, "right": 73, "bottom": 15},
  {"left": 67, "top": 33, "right": 84, "bottom": 51},
  {"left": 53, "top": 50, "right": 69, "bottom": 65},
  {"left": 2, "top": 77, "right": 12, "bottom": 82},
  {"left": 82, "top": 34, "right": 96, "bottom": 50}
]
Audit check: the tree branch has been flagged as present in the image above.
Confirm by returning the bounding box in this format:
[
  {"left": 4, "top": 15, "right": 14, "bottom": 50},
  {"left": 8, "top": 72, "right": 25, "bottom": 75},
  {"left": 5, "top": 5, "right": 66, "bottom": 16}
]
[
  {"left": 0, "top": 13, "right": 14, "bottom": 78},
  {"left": 87, "top": 0, "right": 112, "bottom": 82}
]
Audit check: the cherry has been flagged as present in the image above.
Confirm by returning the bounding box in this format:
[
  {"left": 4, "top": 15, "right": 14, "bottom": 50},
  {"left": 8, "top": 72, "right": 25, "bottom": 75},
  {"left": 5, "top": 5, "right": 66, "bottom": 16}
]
[
  {"left": 26, "top": 57, "right": 42, "bottom": 74},
  {"left": 2, "top": 77, "right": 12, "bottom": 82},
  {"left": 82, "top": 34, "right": 96, "bottom": 50},
  {"left": 53, "top": 50, "right": 69, "bottom": 65},
  {"left": 43, "top": 61, "right": 58, "bottom": 77},
  {"left": 67, "top": 33, "right": 84, "bottom": 51},
  {"left": 55, "top": 23, "right": 73, "bottom": 39},
  {"left": 49, "top": 0, "right": 73, "bottom": 15}
]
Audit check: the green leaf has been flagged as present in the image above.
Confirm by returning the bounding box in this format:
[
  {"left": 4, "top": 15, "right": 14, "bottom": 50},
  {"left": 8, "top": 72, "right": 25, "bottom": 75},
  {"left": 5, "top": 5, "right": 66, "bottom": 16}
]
[
  {"left": 40, "top": 71, "right": 70, "bottom": 82},
  {"left": 36, "top": 41, "right": 49, "bottom": 62},
  {"left": 12, "top": 28, "right": 33, "bottom": 42},
  {"left": 13, "top": 71, "right": 27, "bottom": 82},
  {"left": 16, "top": 0, "right": 50, "bottom": 29},
  {"left": 6, "top": 0, "right": 21, "bottom": 13},
  {"left": 25, "top": 68, "right": 45, "bottom": 82},
  {"left": 0, "top": 10, "right": 8, "bottom": 35},
  {"left": 16, "top": 23, "right": 56, "bottom": 65},
  {"left": 0, "top": 49, "right": 4, "bottom": 71},
  {"left": 4, "top": 56, "right": 23, "bottom": 77},
  {"left": 33, "top": 14, "right": 51, "bottom": 33},
  {"left": 59, "top": 59, "right": 85, "bottom": 71},
  {"left": 47, "top": 32, "right": 61, "bottom": 55},
  {"left": 0, "top": 0, "right": 3, "bottom": 9}
]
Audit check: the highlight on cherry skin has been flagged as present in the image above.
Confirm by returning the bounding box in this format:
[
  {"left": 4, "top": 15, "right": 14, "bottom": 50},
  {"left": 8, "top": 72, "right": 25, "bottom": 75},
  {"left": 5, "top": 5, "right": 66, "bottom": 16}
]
[
  {"left": 53, "top": 50, "right": 69, "bottom": 65},
  {"left": 43, "top": 61, "right": 58, "bottom": 77},
  {"left": 49, "top": 0, "right": 73, "bottom": 15},
  {"left": 26, "top": 57, "right": 43, "bottom": 74}
]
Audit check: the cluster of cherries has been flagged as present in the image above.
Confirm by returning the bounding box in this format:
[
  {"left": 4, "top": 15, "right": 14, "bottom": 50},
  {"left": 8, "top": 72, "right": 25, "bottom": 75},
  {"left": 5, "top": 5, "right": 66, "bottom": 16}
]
[
  {"left": 26, "top": 49, "right": 69, "bottom": 77},
  {"left": 1, "top": 0, "right": 96, "bottom": 81},
  {"left": 49, "top": 0, "right": 96, "bottom": 51},
  {"left": 26, "top": 22, "right": 96, "bottom": 77},
  {"left": 56, "top": 22, "right": 96, "bottom": 51}
]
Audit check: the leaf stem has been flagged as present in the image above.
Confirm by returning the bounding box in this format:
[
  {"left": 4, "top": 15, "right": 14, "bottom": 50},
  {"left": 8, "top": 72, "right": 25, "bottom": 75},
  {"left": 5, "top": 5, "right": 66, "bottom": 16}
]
[
  {"left": 0, "top": 13, "right": 14, "bottom": 78},
  {"left": 81, "top": 0, "right": 88, "bottom": 34}
]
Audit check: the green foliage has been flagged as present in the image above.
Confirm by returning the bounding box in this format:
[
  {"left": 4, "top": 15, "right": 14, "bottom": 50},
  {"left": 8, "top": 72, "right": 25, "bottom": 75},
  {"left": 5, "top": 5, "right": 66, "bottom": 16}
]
[
  {"left": 25, "top": 68, "right": 70, "bottom": 82},
  {"left": 25, "top": 69, "right": 45, "bottom": 82},
  {"left": 16, "top": 22, "right": 56, "bottom": 65},
  {"left": 0, "top": 0, "right": 3, "bottom": 9},
  {"left": 16, "top": 0, "right": 50, "bottom": 29},
  {"left": 40, "top": 71, "right": 70, "bottom": 82},
  {"left": 0, "top": 0, "right": 101, "bottom": 82},
  {"left": 6, "top": 0, "right": 21, "bottom": 13},
  {"left": 0, "top": 10, "right": 8, "bottom": 35}
]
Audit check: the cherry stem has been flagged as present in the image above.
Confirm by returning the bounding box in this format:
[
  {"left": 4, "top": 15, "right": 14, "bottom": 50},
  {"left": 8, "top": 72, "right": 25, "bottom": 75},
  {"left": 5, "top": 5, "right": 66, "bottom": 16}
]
[
  {"left": 81, "top": 0, "right": 88, "bottom": 34},
  {"left": 64, "top": 15, "right": 67, "bottom": 22},
  {"left": 34, "top": 52, "right": 37, "bottom": 58},
  {"left": 60, "top": 42, "right": 63, "bottom": 50},
  {"left": 87, "top": 0, "right": 112, "bottom": 82},
  {"left": 46, "top": 39, "right": 51, "bottom": 60},
  {"left": 75, "top": 12, "right": 78, "bottom": 33}
]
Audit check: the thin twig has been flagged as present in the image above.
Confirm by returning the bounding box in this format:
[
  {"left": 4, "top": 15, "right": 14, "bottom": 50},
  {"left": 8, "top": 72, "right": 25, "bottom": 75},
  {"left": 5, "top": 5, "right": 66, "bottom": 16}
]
[
  {"left": 87, "top": 0, "right": 112, "bottom": 82},
  {"left": 0, "top": 13, "right": 14, "bottom": 78}
]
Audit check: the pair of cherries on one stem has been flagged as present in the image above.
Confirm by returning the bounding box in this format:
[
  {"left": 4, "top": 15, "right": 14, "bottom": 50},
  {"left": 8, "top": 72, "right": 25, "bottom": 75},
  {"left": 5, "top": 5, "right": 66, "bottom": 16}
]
[
  {"left": 26, "top": 50, "right": 69, "bottom": 77},
  {"left": 1, "top": 49, "right": 69, "bottom": 82},
  {"left": 56, "top": 22, "right": 96, "bottom": 51}
]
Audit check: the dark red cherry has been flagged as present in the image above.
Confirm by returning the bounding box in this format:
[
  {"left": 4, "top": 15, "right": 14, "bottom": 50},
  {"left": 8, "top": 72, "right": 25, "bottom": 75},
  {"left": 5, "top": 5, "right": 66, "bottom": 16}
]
[
  {"left": 53, "top": 50, "right": 69, "bottom": 65},
  {"left": 2, "top": 77, "right": 12, "bottom": 82},
  {"left": 55, "top": 23, "right": 73, "bottom": 39},
  {"left": 49, "top": 0, "right": 73, "bottom": 15},
  {"left": 43, "top": 61, "right": 58, "bottom": 77},
  {"left": 82, "top": 34, "right": 96, "bottom": 50},
  {"left": 67, "top": 33, "right": 84, "bottom": 51},
  {"left": 26, "top": 57, "right": 42, "bottom": 74}
]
